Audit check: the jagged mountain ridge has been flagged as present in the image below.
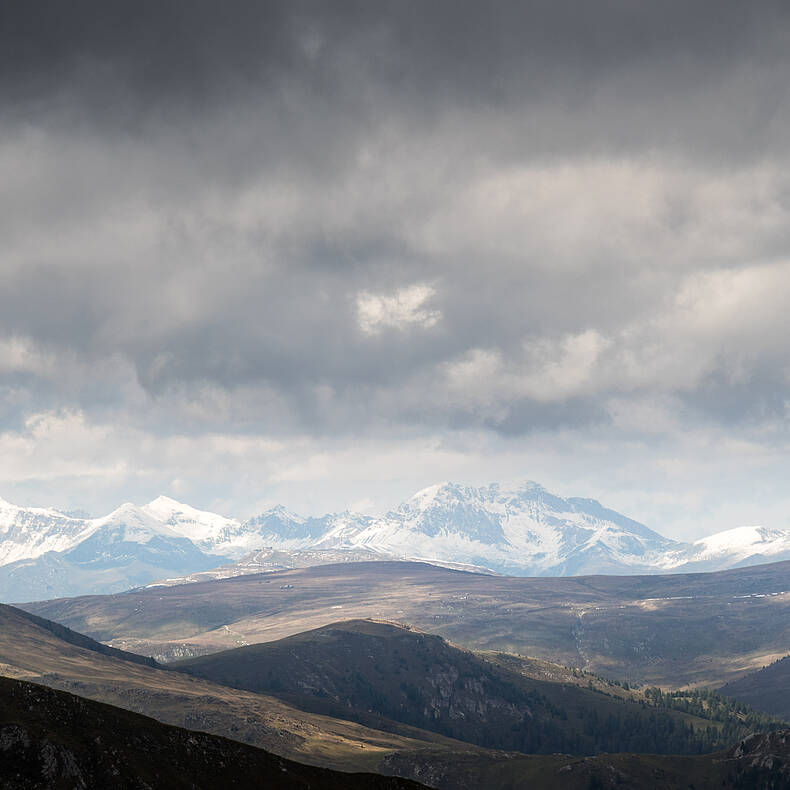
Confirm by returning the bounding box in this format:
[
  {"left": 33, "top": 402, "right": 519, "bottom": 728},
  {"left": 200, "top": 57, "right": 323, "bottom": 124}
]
[
  {"left": 0, "top": 502, "right": 225, "bottom": 601},
  {"left": 4, "top": 481, "right": 790, "bottom": 600},
  {"left": 0, "top": 497, "right": 95, "bottom": 566}
]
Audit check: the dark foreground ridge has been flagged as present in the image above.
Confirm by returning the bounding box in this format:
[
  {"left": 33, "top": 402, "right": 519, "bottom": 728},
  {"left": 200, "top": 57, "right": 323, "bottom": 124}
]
[
  {"left": 3, "top": 673, "right": 790, "bottom": 790},
  {"left": 0, "top": 675, "right": 426, "bottom": 790},
  {"left": 382, "top": 730, "right": 790, "bottom": 789}
]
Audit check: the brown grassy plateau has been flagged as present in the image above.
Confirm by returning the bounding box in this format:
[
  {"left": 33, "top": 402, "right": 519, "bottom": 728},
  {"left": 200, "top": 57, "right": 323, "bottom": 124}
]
[{"left": 23, "top": 560, "right": 790, "bottom": 688}]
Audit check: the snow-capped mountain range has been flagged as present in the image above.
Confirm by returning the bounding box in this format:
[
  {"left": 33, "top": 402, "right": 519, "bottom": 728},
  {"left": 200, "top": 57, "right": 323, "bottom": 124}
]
[{"left": 2, "top": 481, "right": 790, "bottom": 602}]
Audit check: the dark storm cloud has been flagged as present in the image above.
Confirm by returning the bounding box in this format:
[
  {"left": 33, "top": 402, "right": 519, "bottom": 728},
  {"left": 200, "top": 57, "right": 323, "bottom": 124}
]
[
  {"left": 2, "top": 0, "right": 790, "bottom": 446},
  {"left": 3, "top": 1, "right": 789, "bottom": 152}
]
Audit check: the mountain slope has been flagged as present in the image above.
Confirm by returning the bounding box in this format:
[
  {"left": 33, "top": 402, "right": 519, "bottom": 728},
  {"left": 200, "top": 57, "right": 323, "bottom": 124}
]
[
  {"left": 0, "top": 675, "right": 425, "bottom": 790},
  {"left": 0, "top": 601, "right": 490, "bottom": 775},
  {"left": 2, "top": 602, "right": 787, "bottom": 789},
  {"left": 0, "top": 602, "right": 156, "bottom": 668},
  {"left": 718, "top": 655, "right": 790, "bottom": 721},
  {"left": 173, "top": 619, "right": 781, "bottom": 756},
  {"left": 4, "top": 675, "right": 789, "bottom": 790},
  {"left": 148, "top": 546, "right": 398, "bottom": 586}
]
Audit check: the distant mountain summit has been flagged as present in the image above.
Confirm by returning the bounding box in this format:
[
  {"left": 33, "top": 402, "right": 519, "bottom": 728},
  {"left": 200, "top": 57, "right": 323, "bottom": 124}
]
[
  {"left": 661, "top": 525, "right": 790, "bottom": 572},
  {"left": 0, "top": 497, "right": 95, "bottom": 566},
  {"left": 0, "top": 501, "right": 224, "bottom": 602},
  {"left": 335, "top": 481, "right": 675, "bottom": 575},
  {"left": 3, "top": 481, "right": 790, "bottom": 600}
]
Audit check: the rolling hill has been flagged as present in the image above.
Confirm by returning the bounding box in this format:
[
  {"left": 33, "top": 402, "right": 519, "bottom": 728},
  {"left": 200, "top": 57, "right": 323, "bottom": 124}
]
[
  {"left": 172, "top": 619, "right": 782, "bottom": 756},
  {"left": 23, "top": 559, "right": 790, "bottom": 688},
  {"left": 3, "top": 601, "right": 788, "bottom": 788},
  {"left": 0, "top": 602, "right": 484, "bottom": 776}
]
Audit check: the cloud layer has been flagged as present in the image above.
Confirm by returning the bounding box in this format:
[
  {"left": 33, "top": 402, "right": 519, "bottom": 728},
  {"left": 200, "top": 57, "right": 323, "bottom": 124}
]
[{"left": 2, "top": 1, "right": 790, "bottom": 536}]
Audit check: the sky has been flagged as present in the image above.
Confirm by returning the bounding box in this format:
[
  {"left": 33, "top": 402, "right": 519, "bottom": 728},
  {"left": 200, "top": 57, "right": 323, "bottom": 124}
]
[{"left": 2, "top": 1, "right": 790, "bottom": 538}]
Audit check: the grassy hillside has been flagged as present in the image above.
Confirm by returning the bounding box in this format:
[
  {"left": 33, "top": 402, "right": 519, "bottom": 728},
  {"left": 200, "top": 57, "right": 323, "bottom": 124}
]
[
  {"left": 24, "top": 559, "right": 790, "bottom": 687},
  {"left": 719, "top": 654, "right": 790, "bottom": 721},
  {"left": 0, "top": 675, "right": 425, "bottom": 790},
  {"left": 0, "top": 603, "right": 491, "bottom": 776},
  {"left": 173, "top": 619, "right": 784, "bottom": 756},
  {"left": 3, "top": 602, "right": 789, "bottom": 788},
  {"left": 0, "top": 603, "right": 157, "bottom": 668}
]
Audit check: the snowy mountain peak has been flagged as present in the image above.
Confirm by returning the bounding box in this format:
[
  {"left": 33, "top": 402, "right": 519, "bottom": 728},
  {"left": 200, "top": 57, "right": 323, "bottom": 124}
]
[
  {"left": 141, "top": 495, "right": 239, "bottom": 540},
  {"left": 403, "top": 481, "right": 460, "bottom": 506},
  {"left": 0, "top": 496, "right": 83, "bottom": 522},
  {"left": 96, "top": 502, "right": 156, "bottom": 522},
  {"left": 400, "top": 480, "right": 568, "bottom": 513},
  {"left": 0, "top": 495, "right": 96, "bottom": 567},
  {"left": 368, "top": 479, "right": 673, "bottom": 573},
  {"left": 694, "top": 525, "right": 772, "bottom": 550},
  {"left": 91, "top": 503, "right": 182, "bottom": 542},
  {"left": 401, "top": 480, "right": 548, "bottom": 510},
  {"left": 4, "top": 480, "right": 790, "bottom": 605},
  {"left": 253, "top": 503, "right": 303, "bottom": 520},
  {"left": 682, "top": 525, "right": 790, "bottom": 566},
  {"left": 146, "top": 494, "right": 185, "bottom": 510}
]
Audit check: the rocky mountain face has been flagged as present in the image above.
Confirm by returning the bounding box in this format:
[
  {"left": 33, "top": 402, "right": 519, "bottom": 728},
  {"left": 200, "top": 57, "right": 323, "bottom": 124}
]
[{"left": 4, "top": 481, "right": 790, "bottom": 600}]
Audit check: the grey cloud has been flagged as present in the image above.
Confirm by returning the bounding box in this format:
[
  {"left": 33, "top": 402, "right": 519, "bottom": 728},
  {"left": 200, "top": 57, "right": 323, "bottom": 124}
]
[
  {"left": 4, "top": 2, "right": 790, "bottom": 154},
  {"left": 3, "top": 1, "right": 790, "bottom": 446}
]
